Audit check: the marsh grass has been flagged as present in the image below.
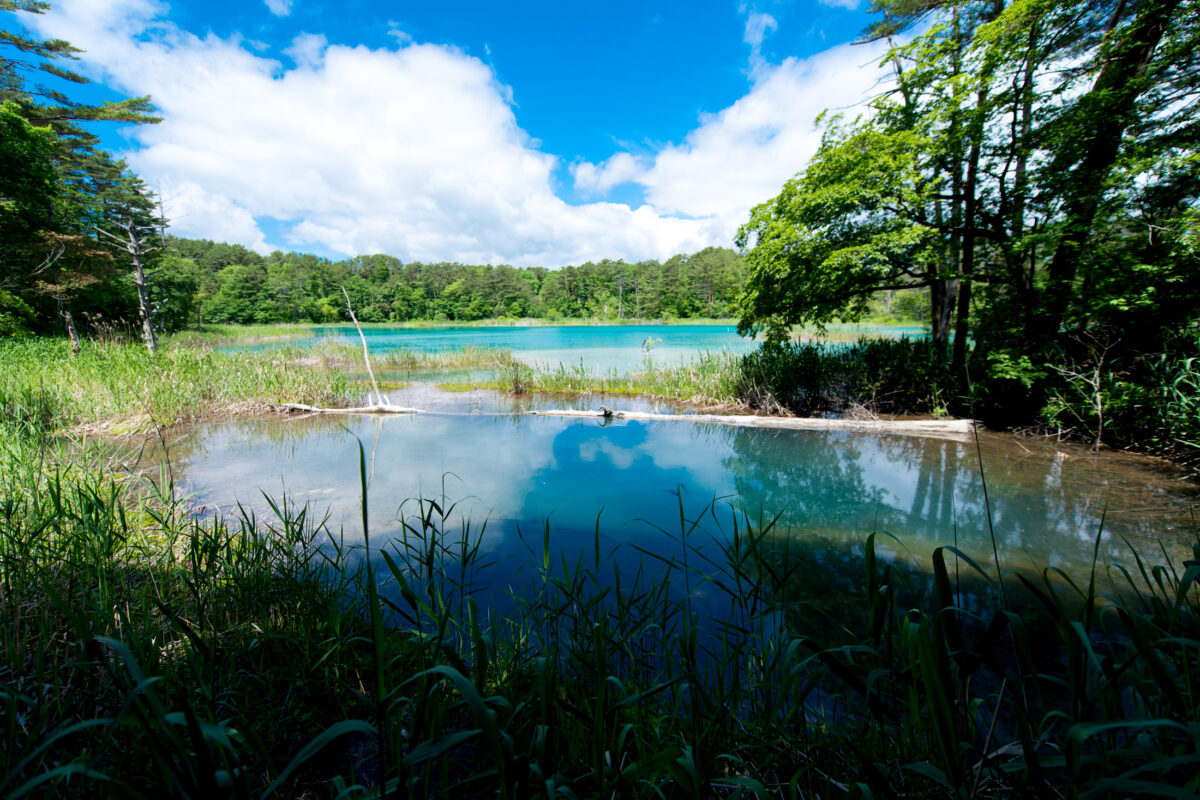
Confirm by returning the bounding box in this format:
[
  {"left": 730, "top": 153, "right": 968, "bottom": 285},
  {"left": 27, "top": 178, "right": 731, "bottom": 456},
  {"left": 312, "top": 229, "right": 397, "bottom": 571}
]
[
  {"left": 281, "top": 338, "right": 514, "bottom": 372},
  {"left": 168, "top": 323, "right": 316, "bottom": 345},
  {"left": 489, "top": 352, "right": 744, "bottom": 407},
  {"left": 490, "top": 339, "right": 953, "bottom": 416},
  {"left": 736, "top": 338, "right": 954, "bottom": 416},
  {"left": 0, "top": 338, "right": 351, "bottom": 431}
]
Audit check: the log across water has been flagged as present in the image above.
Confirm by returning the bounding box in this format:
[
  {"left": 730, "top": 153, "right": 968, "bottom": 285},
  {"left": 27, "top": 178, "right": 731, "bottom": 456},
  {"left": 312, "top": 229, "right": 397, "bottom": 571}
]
[{"left": 524, "top": 408, "right": 977, "bottom": 440}]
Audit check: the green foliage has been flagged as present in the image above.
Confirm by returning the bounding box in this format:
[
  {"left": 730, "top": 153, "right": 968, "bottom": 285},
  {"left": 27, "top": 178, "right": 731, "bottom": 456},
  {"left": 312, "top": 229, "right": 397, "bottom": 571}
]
[
  {"left": 736, "top": 122, "right": 937, "bottom": 341},
  {"left": 736, "top": 337, "right": 954, "bottom": 416},
  {"left": 0, "top": 100, "right": 56, "bottom": 250},
  {"left": 738, "top": 0, "right": 1200, "bottom": 453},
  {"left": 0, "top": 2, "right": 163, "bottom": 335},
  {"left": 0, "top": 288, "right": 36, "bottom": 335}
]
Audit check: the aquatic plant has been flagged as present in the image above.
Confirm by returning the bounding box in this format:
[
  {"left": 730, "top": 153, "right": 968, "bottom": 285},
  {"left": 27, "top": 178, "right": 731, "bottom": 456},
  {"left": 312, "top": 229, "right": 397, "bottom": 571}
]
[
  {"left": 489, "top": 350, "right": 744, "bottom": 407},
  {"left": 2, "top": 336, "right": 1197, "bottom": 797}
]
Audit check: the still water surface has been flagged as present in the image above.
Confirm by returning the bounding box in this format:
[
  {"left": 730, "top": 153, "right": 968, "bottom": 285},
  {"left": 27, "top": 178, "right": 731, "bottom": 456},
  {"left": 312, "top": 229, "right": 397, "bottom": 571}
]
[
  {"left": 162, "top": 388, "right": 1197, "bottom": 608},
  {"left": 261, "top": 323, "right": 925, "bottom": 373}
]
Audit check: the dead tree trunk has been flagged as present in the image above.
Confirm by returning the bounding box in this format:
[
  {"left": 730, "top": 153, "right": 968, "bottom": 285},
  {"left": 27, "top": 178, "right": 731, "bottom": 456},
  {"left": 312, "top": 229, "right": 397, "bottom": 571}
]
[
  {"left": 57, "top": 293, "right": 81, "bottom": 355},
  {"left": 96, "top": 221, "right": 163, "bottom": 357},
  {"left": 343, "top": 286, "right": 386, "bottom": 406}
]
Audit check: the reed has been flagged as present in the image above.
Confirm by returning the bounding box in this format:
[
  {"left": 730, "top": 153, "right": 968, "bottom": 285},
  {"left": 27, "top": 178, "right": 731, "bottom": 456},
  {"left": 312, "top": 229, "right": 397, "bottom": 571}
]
[
  {"left": 0, "top": 338, "right": 351, "bottom": 431},
  {"left": 168, "top": 323, "right": 315, "bottom": 345},
  {"left": 489, "top": 351, "right": 744, "bottom": 406},
  {"left": 277, "top": 337, "right": 515, "bottom": 371}
]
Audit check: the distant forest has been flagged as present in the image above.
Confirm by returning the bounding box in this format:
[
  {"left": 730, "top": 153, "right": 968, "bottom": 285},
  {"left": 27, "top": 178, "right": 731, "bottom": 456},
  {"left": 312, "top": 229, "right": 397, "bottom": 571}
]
[{"left": 161, "top": 238, "right": 750, "bottom": 327}]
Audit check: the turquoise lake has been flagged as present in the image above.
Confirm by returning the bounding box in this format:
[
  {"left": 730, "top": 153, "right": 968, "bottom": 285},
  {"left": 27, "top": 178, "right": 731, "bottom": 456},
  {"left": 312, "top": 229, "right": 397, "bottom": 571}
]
[{"left": 247, "top": 323, "right": 926, "bottom": 373}]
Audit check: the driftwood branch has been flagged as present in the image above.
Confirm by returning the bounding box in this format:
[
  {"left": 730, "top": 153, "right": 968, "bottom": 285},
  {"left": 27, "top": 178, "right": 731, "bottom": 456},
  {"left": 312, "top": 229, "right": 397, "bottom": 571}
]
[
  {"left": 342, "top": 286, "right": 386, "bottom": 406},
  {"left": 274, "top": 403, "right": 421, "bottom": 416}
]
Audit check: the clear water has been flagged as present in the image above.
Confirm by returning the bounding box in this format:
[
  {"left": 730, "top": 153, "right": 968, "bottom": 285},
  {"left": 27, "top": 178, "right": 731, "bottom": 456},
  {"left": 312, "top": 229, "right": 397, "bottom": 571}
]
[
  {"left": 236, "top": 323, "right": 925, "bottom": 374},
  {"left": 160, "top": 392, "right": 1198, "bottom": 610}
]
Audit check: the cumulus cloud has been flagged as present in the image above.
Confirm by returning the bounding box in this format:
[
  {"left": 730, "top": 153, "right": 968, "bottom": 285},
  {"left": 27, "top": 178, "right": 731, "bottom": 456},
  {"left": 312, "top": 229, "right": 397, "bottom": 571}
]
[
  {"left": 742, "top": 10, "right": 778, "bottom": 71},
  {"left": 283, "top": 33, "right": 327, "bottom": 69},
  {"left": 32, "top": 0, "right": 888, "bottom": 265},
  {"left": 572, "top": 40, "right": 890, "bottom": 243},
  {"left": 570, "top": 152, "right": 646, "bottom": 197},
  {"left": 264, "top": 0, "right": 292, "bottom": 18}
]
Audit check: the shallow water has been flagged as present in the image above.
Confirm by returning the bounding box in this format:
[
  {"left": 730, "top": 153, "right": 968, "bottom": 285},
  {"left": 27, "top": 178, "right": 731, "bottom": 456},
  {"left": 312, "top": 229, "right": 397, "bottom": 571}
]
[
  {"left": 155, "top": 389, "right": 1197, "bottom": 612},
  {"left": 233, "top": 323, "right": 924, "bottom": 373}
]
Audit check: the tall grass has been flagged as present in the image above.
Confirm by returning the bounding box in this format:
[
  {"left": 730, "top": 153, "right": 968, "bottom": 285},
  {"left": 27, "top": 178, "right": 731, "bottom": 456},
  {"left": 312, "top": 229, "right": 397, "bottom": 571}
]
[
  {"left": 3, "top": 335, "right": 1197, "bottom": 797},
  {"left": 0, "top": 338, "right": 351, "bottom": 430},
  {"left": 278, "top": 338, "right": 516, "bottom": 371},
  {"left": 168, "top": 323, "right": 316, "bottom": 345},
  {"left": 489, "top": 351, "right": 743, "bottom": 406},
  {"left": 490, "top": 339, "right": 953, "bottom": 416}
]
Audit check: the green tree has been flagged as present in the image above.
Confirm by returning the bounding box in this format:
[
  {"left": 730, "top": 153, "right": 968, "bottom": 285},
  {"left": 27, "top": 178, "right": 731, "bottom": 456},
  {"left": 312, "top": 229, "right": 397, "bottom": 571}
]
[{"left": 738, "top": 0, "right": 1199, "bottom": 418}]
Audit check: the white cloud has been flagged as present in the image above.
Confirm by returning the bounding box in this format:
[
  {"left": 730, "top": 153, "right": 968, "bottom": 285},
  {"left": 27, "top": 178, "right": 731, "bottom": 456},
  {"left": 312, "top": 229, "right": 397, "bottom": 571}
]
[
  {"left": 283, "top": 32, "right": 327, "bottom": 69},
  {"left": 573, "top": 41, "right": 890, "bottom": 243},
  {"left": 743, "top": 11, "right": 778, "bottom": 50},
  {"left": 161, "top": 181, "right": 271, "bottom": 254},
  {"left": 386, "top": 23, "right": 413, "bottom": 46},
  {"left": 570, "top": 152, "right": 646, "bottom": 196},
  {"left": 264, "top": 0, "right": 292, "bottom": 18},
  {"left": 32, "top": 0, "right": 888, "bottom": 266},
  {"left": 743, "top": 10, "right": 778, "bottom": 71},
  {"left": 819, "top": 0, "right": 862, "bottom": 9}
]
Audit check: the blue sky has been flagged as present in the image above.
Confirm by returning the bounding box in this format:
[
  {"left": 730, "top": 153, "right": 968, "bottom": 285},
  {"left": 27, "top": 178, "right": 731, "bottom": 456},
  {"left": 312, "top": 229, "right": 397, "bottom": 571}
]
[{"left": 22, "top": 0, "right": 889, "bottom": 264}]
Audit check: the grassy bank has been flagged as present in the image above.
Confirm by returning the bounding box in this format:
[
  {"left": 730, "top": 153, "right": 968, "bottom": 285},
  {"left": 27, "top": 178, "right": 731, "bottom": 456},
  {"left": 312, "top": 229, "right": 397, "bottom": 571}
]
[
  {"left": 276, "top": 337, "right": 516, "bottom": 371},
  {"left": 2, "top": 339, "right": 1198, "bottom": 797},
  {"left": 0, "top": 338, "right": 351, "bottom": 431}
]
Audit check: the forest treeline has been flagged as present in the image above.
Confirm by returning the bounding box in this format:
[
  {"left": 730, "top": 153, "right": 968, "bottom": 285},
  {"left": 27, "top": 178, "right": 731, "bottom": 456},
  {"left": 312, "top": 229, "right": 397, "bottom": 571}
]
[{"left": 161, "top": 239, "right": 749, "bottom": 326}]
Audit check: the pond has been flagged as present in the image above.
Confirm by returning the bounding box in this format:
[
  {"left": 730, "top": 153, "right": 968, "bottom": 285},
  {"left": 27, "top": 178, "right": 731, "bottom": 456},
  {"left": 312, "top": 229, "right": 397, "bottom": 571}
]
[
  {"left": 234, "top": 322, "right": 925, "bottom": 373},
  {"left": 156, "top": 386, "right": 1198, "bottom": 617}
]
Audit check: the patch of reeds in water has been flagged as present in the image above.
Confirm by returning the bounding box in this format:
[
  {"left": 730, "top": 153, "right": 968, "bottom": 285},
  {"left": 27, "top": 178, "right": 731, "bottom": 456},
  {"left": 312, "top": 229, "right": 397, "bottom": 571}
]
[
  {"left": 282, "top": 338, "right": 516, "bottom": 372},
  {"left": 489, "top": 351, "right": 744, "bottom": 407},
  {"left": 2, "top": 388, "right": 1197, "bottom": 798}
]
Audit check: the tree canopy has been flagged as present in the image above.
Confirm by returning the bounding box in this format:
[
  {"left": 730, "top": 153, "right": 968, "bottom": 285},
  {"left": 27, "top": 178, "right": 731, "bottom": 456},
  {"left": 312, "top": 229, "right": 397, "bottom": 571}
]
[
  {"left": 0, "top": 0, "right": 162, "bottom": 335},
  {"left": 736, "top": 0, "right": 1200, "bottom": 409}
]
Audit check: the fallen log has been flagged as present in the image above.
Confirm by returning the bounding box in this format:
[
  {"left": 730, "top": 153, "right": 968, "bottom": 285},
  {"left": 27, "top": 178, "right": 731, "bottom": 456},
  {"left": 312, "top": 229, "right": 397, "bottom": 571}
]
[
  {"left": 274, "top": 403, "right": 422, "bottom": 416},
  {"left": 524, "top": 408, "right": 977, "bottom": 438}
]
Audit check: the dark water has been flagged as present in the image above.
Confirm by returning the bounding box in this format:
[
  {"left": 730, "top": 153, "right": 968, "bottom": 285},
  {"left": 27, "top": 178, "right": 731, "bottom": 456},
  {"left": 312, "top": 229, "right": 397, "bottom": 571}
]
[{"left": 157, "top": 389, "right": 1198, "bottom": 613}]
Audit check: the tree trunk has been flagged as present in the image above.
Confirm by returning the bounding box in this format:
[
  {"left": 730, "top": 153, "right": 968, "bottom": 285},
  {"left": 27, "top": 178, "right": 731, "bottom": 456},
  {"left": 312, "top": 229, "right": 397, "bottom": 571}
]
[
  {"left": 63, "top": 309, "right": 80, "bottom": 355},
  {"left": 1034, "top": 0, "right": 1181, "bottom": 345},
  {"left": 131, "top": 235, "right": 159, "bottom": 357}
]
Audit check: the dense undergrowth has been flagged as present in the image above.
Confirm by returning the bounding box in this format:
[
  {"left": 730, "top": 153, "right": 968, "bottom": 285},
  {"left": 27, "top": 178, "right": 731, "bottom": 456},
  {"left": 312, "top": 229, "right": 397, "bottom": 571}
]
[{"left": 2, "top": 341, "right": 1199, "bottom": 797}]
